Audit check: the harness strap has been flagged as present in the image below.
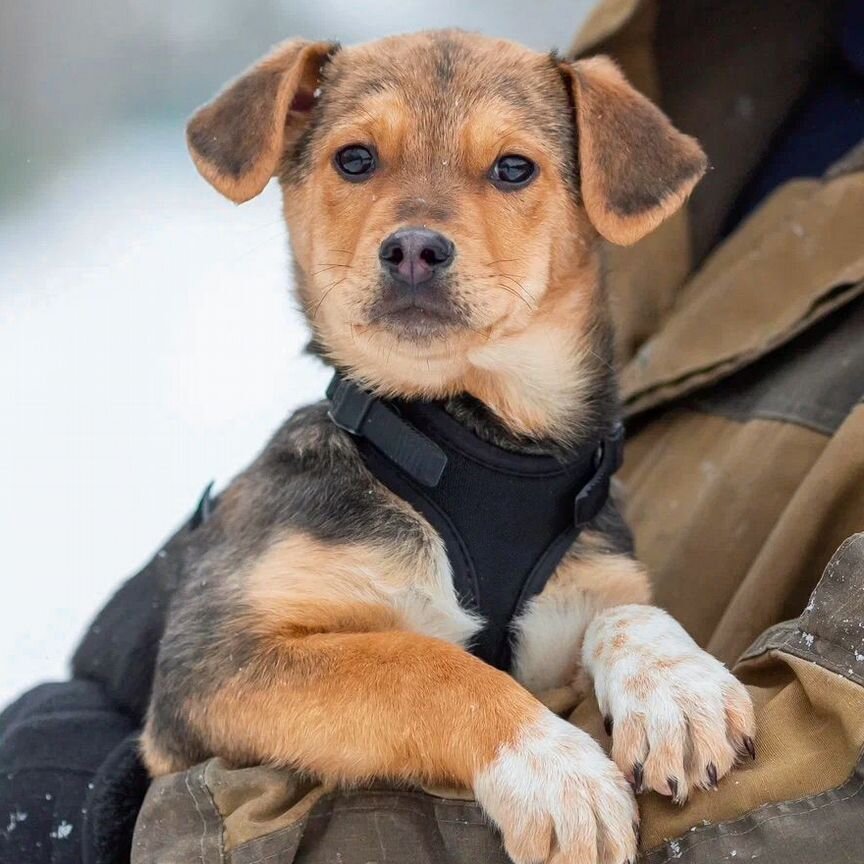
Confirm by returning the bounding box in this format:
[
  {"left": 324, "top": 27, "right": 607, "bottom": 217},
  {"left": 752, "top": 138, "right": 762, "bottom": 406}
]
[
  {"left": 327, "top": 375, "right": 447, "bottom": 487},
  {"left": 328, "top": 371, "right": 623, "bottom": 516}
]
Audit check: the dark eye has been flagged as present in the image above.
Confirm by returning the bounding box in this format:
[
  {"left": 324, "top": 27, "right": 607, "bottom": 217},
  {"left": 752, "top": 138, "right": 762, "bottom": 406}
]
[
  {"left": 334, "top": 145, "right": 376, "bottom": 180},
  {"left": 490, "top": 154, "right": 537, "bottom": 189}
]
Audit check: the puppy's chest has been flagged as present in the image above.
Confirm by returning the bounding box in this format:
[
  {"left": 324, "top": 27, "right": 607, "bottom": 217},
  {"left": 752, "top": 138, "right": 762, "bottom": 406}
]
[
  {"left": 242, "top": 406, "right": 605, "bottom": 682},
  {"left": 359, "top": 498, "right": 591, "bottom": 693},
  {"left": 343, "top": 410, "right": 603, "bottom": 670},
  {"left": 288, "top": 476, "right": 586, "bottom": 686}
]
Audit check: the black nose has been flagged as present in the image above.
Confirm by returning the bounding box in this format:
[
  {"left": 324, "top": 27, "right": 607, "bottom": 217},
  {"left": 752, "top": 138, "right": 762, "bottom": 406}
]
[{"left": 379, "top": 228, "right": 455, "bottom": 287}]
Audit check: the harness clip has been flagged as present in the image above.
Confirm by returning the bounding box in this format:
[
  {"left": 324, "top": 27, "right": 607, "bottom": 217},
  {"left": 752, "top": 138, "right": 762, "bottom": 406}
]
[
  {"left": 327, "top": 377, "right": 376, "bottom": 435},
  {"left": 574, "top": 422, "right": 625, "bottom": 526}
]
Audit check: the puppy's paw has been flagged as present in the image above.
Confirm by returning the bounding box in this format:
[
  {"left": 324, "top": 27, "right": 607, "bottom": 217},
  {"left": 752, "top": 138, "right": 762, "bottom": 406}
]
[
  {"left": 474, "top": 710, "right": 638, "bottom": 864},
  {"left": 585, "top": 605, "right": 756, "bottom": 804}
]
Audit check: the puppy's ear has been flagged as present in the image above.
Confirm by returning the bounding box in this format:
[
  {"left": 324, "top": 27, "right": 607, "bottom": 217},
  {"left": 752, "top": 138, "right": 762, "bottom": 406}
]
[
  {"left": 561, "top": 56, "right": 707, "bottom": 245},
  {"left": 187, "top": 39, "right": 337, "bottom": 203}
]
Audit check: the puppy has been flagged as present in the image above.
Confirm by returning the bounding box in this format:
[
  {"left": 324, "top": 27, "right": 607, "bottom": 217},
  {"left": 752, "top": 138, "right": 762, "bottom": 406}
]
[{"left": 142, "top": 31, "right": 755, "bottom": 864}]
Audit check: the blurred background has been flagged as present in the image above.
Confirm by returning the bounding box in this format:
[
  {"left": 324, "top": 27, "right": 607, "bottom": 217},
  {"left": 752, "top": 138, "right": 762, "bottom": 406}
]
[{"left": 0, "top": 1, "right": 594, "bottom": 705}]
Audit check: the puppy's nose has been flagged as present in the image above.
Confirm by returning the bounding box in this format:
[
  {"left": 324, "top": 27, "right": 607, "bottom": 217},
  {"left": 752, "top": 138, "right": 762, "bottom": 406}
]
[{"left": 379, "top": 228, "right": 455, "bottom": 287}]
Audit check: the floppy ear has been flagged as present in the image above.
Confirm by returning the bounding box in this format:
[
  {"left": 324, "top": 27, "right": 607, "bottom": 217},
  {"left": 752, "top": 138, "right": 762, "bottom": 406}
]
[
  {"left": 561, "top": 56, "right": 707, "bottom": 245},
  {"left": 187, "top": 39, "right": 337, "bottom": 203}
]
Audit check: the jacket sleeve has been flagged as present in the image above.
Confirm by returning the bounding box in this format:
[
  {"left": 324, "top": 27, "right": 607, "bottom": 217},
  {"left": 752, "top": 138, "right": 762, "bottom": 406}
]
[
  {"left": 0, "top": 492, "right": 208, "bottom": 864},
  {"left": 71, "top": 500, "right": 204, "bottom": 721},
  {"left": 0, "top": 681, "right": 146, "bottom": 864}
]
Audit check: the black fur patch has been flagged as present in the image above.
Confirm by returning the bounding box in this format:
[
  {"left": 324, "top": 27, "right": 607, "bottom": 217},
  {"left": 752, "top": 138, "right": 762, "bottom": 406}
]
[{"left": 433, "top": 34, "right": 463, "bottom": 83}]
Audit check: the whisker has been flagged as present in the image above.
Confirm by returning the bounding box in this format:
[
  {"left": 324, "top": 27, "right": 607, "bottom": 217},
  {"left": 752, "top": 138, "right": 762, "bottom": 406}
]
[
  {"left": 482, "top": 257, "right": 521, "bottom": 267},
  {"left": 462, "top": 322, "right": 491, "bottom": 341},
  {"left": 311, "top": 277, "right": 346, "bottom": 320},
  {"left": 456, "top": 274, "right": 535, "bottom": 313},
  {"left": 586, "top": 346, "right": 615, "bottom": 373},
  {"left": 311, "top": 263, "right": 354, "bottom": 276},
  {"left": 496, "top": 282, "right": 535, "bottom": 311},
  {"left": 494, "top": 274, "right": 534, "bottom": 309},
  {"left": 497, "top": 274, "right": 529, "bottom": 291},
  {"left": 357, "top": 105, "right": 378, "bottom": 128},
  {"left": 491, "top": 126, "right": 522, "bottom": 152}
]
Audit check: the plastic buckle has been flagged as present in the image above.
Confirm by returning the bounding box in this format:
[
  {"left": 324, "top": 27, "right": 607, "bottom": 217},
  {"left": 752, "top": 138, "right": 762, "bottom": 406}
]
[
  {"left": 189, "top": 480, "right": 216, "bottom": 530},
  {"left": 573, "top": 483, "right": 599, "bottom": 527},
  {"left": 607, "top": 422, "right": 625, "bottom": 473},
  {"left": 573, "top": 422, "right": 625, "bottom": 526},
  {"left": 327, "top": 378, "right": 375, "bottom": 435}
]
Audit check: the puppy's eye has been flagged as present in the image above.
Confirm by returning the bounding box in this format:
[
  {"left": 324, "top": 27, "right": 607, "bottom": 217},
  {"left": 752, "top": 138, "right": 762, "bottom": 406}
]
[
  {"left": 334, "top": 145, "right": 377, "bottom": 181},
  {"left": 490, "top": 154, "right": 537, "bottom": 189}
]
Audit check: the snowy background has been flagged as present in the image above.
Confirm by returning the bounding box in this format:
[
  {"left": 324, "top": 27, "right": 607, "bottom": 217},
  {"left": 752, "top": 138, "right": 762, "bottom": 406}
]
[{"left": 0, "top": 0, "right": 592, "bottom": 707}]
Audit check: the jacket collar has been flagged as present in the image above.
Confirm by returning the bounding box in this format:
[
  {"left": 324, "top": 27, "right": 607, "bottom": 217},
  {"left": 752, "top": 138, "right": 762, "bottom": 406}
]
[{"left": 621, "top": 171, "right": 864, "bottom": 417}]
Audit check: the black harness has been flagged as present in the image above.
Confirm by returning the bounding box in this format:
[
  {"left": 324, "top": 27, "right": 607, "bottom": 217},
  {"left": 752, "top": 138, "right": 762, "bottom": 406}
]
[{"left": 326, "top": 373, "right": 623, "bottom": 671}]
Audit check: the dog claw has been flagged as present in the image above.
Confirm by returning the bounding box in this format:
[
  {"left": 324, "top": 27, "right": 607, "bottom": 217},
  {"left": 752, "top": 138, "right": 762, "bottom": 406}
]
[
  {"left": 707, "top": 762, "right": 718, "bottom": 789},
  {"left": 604, "top": 715, "right": 614, "bottom": 736},
  {"left": 744, "top": 736, "right": 756, "bottom": 760},
  {"left": 632, "top": 762, "right": 644, "bottom": 794},
  {"left": 634, "top": 821, "right": 641, "bottom": 846},
  {"left": 668, "top": 776, "right": 682, "bottom": 803}
]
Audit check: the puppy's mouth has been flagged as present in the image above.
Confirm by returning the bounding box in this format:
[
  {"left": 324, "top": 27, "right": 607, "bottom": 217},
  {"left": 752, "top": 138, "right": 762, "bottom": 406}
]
[{"left": 366, "top": 288, "right": 466, "bottom": 341}]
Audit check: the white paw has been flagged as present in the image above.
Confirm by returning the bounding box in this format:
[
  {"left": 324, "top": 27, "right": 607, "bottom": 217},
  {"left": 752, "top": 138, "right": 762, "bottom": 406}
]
[
  {"left": 474, "top": 710, "right": 638, "bottom": 864},
  {"left": 585, "top": 605, "right": 756, "bottom": 803}
]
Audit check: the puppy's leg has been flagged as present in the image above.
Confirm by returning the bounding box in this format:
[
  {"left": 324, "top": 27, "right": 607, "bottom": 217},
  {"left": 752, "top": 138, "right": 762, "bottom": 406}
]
[
  {"left": 513, "top": 534, "right": 755, "bottom": 804},
  {"left": 512, "top": 542, "right": 653, "bottom": 708},
  {"left": 144, "top": 629, "right": 637, "bottom": 864},
  {"left": 584, "top": 605, "right": 756, "bottom": 803}
]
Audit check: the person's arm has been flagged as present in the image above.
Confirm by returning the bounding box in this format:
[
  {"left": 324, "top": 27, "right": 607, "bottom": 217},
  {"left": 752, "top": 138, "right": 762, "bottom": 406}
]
[
  {"left": 0, "top": 490, "right": 209, "bottom": 864},
  {"left": 0, "top": 680, "right": 144, "bottom": 864}
]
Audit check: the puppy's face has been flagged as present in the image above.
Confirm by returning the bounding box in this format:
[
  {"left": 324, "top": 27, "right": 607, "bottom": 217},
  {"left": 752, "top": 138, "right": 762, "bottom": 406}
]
[{"left": 188, "top": 31, "right": 705, "bottom": 403}]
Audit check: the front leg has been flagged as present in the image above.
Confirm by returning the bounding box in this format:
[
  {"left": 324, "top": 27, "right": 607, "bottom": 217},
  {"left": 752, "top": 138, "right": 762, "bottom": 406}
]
[
  {"left": 146, "top": 628, "right": 638, "bottom": 864},
  {"left": 584, "top": 605, "right": 756, "bottom": 804},
  {"left": 144, "top": 527, "right": 639, "bottom": 864}
]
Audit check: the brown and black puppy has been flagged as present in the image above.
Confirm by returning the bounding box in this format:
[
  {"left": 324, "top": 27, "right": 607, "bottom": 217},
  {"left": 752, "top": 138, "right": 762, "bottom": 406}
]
[{"left": 143, "top": 31, "right": 755, "bottom": 864}]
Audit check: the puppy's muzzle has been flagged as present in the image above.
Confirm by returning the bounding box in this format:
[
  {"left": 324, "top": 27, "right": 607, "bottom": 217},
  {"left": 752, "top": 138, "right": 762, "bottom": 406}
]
[{"left": 379, "top": 228, "right": 455, "bottom": 288}]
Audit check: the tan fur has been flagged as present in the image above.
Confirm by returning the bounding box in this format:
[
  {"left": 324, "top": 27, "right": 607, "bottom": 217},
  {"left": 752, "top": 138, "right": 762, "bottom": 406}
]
[
  {"left": 241, "top": 529, "right": 480, "bottom": 645},
  {"left": 139, "top": 735, "right": 180, "bottom": 778},
  {"left": 543, "top": 546, "right": 652, "bottom": 607},
  {"left": 512, "top": 543, "right": 651, "bottom": 701},
  {"left": 283, "top": 63, "right": 599, "bottom": 439},
  {"left": 181, "top": 630, "right": 542, "bottom": 787}
]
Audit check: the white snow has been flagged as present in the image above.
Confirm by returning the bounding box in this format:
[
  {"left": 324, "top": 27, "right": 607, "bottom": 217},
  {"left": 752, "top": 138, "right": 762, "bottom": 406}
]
[
  {"left": 5, "top": 809, "right": 28, "bottom": 833},
  {"left": 49, "top": 821, "right": 73, "bottom": 840},
  {"left": 0, "top": 128, "right": 328, "bottom": 707}
]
